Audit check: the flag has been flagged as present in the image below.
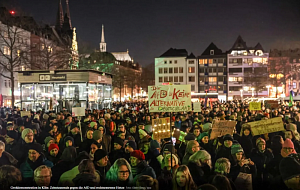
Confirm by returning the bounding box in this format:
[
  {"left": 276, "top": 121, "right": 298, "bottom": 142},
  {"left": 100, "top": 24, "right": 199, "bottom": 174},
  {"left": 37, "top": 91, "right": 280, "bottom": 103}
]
[
  {"left": 204, "top": 91, "right": 208, "bottom": 108},
  {"left": 289, "top": 90, "right": 293, "bottom": 107}
]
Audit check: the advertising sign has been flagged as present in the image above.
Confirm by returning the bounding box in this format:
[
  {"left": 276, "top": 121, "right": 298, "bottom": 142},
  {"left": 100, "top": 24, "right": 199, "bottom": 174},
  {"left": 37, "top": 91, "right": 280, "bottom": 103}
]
[{"left": 148, "top": 85, "right": 192, "bottom": 112}]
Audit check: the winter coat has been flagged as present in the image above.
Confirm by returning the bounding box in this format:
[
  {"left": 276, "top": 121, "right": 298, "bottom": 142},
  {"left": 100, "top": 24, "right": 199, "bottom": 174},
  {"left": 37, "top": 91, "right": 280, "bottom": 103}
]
[
  {"left": 132, "top": 160, "right": 156, "bottom": 184},
  {"left": 45, "top": 151, "right": 62, "bottom": 166},
  {"left": 238, "top": 135, "right": 253, "bottom": 158},
  {"left": 0, "top": 151, "right": 18, "bottom": 167},
  {"left": 158, "top": 166, "right": 179, "bottom": 189},
  {"left": 187, "top": 162, "right": 211, "bottom": 186},
  {"left": 10, "top": 139, "right": 32, "bottom": 165},
  {"left": 108, "top": 149, "right": 126, "bottom": 165},
  {"left": 182, "top": 152, "right": 193, "bottom": 165},
  {"left": 94, "top": 164, "right": 111, "bottom": 186},
  {"left": 216, "top": 146, "right": 233, "bottom": 164},
  {"left": 147, "top": 149, "right": 162, "bottom": 178},
  {"left": 51, "top": 160, "right": 75, "bottom": 186},
  {"left": 58, "top": 166, "right": 79, "bottom": 186},
  {"left": 72, "top": 173, "right": 100, "bottom": 186},
  {"left": 230, "top": 162, "right": 257, "bottom": 182}
]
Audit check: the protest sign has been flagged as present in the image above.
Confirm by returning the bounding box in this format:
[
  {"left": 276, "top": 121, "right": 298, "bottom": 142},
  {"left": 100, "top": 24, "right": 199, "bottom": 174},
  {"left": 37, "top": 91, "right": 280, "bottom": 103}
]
[
  {"left": 148, "top": 85, "right": 192, "bottom": 112},
  {"left": 249, "top": 102, "right": 261, "bottom": 111},
  {"left": 72, "top": 107, "right": 85, "bottom": 117},
  {"left": 152, "top": 117, "right": 171, "bottom": 140},
  {"left": 21, "top": 111, "right": 31, "bottom": 117},
  {"left": 235, "top": 172, "right": 252, "bottom": 190},
  {"left": 210, "top": 120, "right": 236, "bottom": 140},
  {"left": 193, "top": 102, "right": 201, "bottom": 112},
  {"left": 242, "top": 117, "right": 284, "bottom": 136},
  {"left": 173, "top": 129, "right": 188, "bottom": 142},
  {"left": 265, "top": 100, "right": 279, "bottom": 109}
]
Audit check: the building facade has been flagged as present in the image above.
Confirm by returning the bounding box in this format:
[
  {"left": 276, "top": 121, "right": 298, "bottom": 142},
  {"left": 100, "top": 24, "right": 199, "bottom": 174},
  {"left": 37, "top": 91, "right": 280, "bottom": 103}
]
[
  {"left": 198, "top": 43, "right": 227, "bottom": 101},
  {"left": 227, "top": 36, "right": 269, "bottom": 100}
]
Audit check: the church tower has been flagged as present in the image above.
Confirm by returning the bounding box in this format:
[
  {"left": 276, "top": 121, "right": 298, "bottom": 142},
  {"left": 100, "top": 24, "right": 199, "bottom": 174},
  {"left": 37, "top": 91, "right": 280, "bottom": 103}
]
[
  {"left": 100, "top": 24, "right": 106, "bottom": 52},
  {"left": 55, "top": 0, "right": 64, "bottom": 30}
]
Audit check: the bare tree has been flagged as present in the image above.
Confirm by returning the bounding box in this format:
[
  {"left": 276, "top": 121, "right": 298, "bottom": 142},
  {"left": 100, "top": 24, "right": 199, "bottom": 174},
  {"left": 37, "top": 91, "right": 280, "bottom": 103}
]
[{"left": 244, "top": 66, "right": 270, "bottom": 96}]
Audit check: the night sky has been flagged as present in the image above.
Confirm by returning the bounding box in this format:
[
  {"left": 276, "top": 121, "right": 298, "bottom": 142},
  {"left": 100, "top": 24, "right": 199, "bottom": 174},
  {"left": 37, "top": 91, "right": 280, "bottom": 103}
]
[{"left": 2, "top": 0, "right": 300, "bottom": 66}]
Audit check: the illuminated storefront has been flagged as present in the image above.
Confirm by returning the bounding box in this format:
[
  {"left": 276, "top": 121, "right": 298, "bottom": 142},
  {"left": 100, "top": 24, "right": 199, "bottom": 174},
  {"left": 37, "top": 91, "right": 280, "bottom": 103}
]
[{"left": 17, "top": 70, "right": 112, "bottom": 111}]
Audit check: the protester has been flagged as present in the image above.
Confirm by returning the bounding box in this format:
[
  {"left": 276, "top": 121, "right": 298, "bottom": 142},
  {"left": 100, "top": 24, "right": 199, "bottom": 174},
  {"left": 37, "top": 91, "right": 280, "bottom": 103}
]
[{"left": 172, "top": 165, "right": 197, "bottom": 190}]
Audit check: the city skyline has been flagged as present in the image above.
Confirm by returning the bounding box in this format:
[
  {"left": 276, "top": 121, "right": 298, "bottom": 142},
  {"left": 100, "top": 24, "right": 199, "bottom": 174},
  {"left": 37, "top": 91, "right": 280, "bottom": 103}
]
[{"left": 2, "top": 0, "right": 300, "bottom": 66}]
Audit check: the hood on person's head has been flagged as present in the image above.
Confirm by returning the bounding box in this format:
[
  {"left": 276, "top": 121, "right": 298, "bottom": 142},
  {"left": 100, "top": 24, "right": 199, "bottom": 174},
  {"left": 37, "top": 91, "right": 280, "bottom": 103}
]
[
  {"left": 199, "top": 132, "right": 209, "bottom": 141},
  {"left": 60, "top": 146, "right": 77, "bottom": 162},
  {"left": 149, "top": 140, "right": 160, "bottom": 151},
  {"left": 64, "top": 136, "right": 74, "bottom": 146}
]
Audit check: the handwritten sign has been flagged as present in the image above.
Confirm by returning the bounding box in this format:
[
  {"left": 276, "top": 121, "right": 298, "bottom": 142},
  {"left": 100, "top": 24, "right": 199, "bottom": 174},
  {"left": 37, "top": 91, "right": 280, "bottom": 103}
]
[
  {"left": 173, "top": 129, "right": 188, "bottom": 142},
  {"left": 148, "top": 85, "right": 192, "bottom": 112},
  {"left": 21, "top": 111, "right": 31, "bottom": 117},
  {"left": 72, "top": 107, "right": 85, "bottom": 117},
  {"left": 193, "top": 102, "right": 201, "bottom": 112},
  {"left": 249, "top": 102, "right": 261, "bottom": 111},
  {"left": 242, "top": 117, "right": 284, "bottom": 136},
  {"left": 265, "top": 100, "right": 279, "bottom": 109},
  {"left": 210, "top": 120, "right": 236, "bottom": 140},
  {"left": 152, "top": 117, "right": 171, "bottom": 140}
]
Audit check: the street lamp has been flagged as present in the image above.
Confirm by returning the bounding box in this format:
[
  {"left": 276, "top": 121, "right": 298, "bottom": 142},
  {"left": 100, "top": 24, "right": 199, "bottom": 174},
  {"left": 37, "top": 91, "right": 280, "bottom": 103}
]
[
  {"left": 251, "top": 87, "right": 255, "bottom": 97},
  {"left": 266, "top": 85, "right": 271, "bottom": 97},
  {"left": 240, "top": 89, "right": 243, "bottom": 100}
]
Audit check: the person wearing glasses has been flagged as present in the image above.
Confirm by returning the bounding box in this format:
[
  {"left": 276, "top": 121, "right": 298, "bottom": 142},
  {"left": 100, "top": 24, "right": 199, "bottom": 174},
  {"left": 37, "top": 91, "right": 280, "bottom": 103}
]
[
  {"left": 105, "top": 158, "right": 133, "bottom": 187},
  {"left": 33, "top": 165, "right": 52, "bottom": 187},
  {"left": 182, "top": 140, "right": 201, "bottom": 165}
]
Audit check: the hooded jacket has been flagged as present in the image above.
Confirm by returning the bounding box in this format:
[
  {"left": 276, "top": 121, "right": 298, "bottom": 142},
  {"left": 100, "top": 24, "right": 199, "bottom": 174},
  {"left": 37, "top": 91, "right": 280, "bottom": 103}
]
[
  {"left": 132, "top": 160, "right": 156, "bottom": 184},
  {"left": 0, "top": 151, "right": 18, "bottom": 167}
]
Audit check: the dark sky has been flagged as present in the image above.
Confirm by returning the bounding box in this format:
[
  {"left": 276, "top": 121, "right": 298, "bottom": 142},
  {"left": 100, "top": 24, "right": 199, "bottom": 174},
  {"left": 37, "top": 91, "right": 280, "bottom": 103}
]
[{"left": 3, "top": 0, "right": 300, "bottom": 66}]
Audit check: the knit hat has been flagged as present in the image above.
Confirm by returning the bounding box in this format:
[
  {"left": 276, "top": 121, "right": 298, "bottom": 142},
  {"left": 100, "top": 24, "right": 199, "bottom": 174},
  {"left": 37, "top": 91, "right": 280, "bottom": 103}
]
[
  {"left": 70, "top": 123, "right": 78, "bottom": 130},
  {"left": 21, "top": 128, "right": 33, "bottom": 141},
  {"left": 114, "top": 137, "right": 124, "bottom": 147},
  {"left": 150, "top": 140, "right": 160, "bottom": 151},
  {"left": 280, "top": 156, "right": 300, "bottom": 181},
  {"left": 93, "top": 130, "right": 102, "bottom": 141},
  {"left": 281, "top": 138, "right": 297, "bottom": 157},
  {"left": 126, "top": 140, "right": 137, "bottom": 150},
  {"left": 184, "top": 133, "right": 196, "bottom": 141},
  {"left": 139, "top": 129, "right": 148, "bottom": 138},
  {"left": 162, "top": 143, "right": 175, "bottom": 154},
  {"left": 44, "top": 136, "right": 54, "bottom": 146},
  {"left": 64, "top": 136, "right": 74, "bottom": 145},
  {"left": 94, "top": 149, "right": 108, "bottom": 161},
  {"left": 48, "top": 143, "right": 59, "bottom": 153},
  {"left": 199, "top": 132, "right": 209, "bottom": 141},
  {"left": 203, "top": 123, "right": 212, "bottom": 132},
  {"left": 130, "top": 150, "right": 145, "bottom": 160},
  {"left": 28, "top": 143, "right": 43, "bottom": 154},
  {"left": 231, "top": 143, "right": 244, "bottom": 155},
  {"left": 223, "top": 134, "right": 233, "bottom": 142},
  {"left": 256, "top": 137, "right": 266, "bottom": 146}
]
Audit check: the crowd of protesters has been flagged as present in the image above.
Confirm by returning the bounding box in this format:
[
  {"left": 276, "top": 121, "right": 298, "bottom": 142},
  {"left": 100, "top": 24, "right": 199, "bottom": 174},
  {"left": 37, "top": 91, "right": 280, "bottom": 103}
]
[{"left": 0, "top": 100, "right": 300, "bottom": 190}]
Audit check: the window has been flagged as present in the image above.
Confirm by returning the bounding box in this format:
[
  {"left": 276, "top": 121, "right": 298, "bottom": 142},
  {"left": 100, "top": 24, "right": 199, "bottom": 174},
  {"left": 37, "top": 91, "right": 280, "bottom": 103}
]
[
  {"left": 253, "top": 58, "right": 262, "bottom": 63},
  {"left": 293, "top": 82, "right": 297, "bottom": 89},
  {"left": 179, "top": 67, "right": 183, "bottom": 73},
  {"left": 199, "top": 59, "right": 204, "bottom": 65},
  {"left": 188, "top": 67, "right": 195, "bottom": 73},
  {"left": 179, "top": 76, "right": 183, "bottom": 82},
  {"left": 200, "top": 68, "right": 206, "bottom": 73},
  {"left": 218, "top": 77, "right": 224, "bottom": 82},
  {"left": 228, "top": 77, "right": 243, "bottom": 82},
  {"left": 159, "top": 77, "right": 163, "bottom": 82},
  {"left": 17, "top": 50, "right": 20, "bottom": 57},
  {"left": 199, "top": 76, "right": 205, "bottom": 82},
  {"left": 164, "top": 68, "right": 168, "bottom": 73},
  {"left": 210, "top": 50, "right": 214, "bottom": 55},
  {"left": 217, "top": 68, "right": 223, "bottom": 72},
  {"left": 169, "top": 76, "right": 173, "bottom": 82},
  {"left": 174, "top": 67, "right": 178, "bottom": 73},
  {"left": 191, "top": 85, "right": 195, "bottom": 91},
  {"left": 169, "top": 68, "right": 173, "bottom": 73},
  {"left": 189, "top": 76, "right": 195, "bottom": 82},
  {"left": 3, "top": 46, "right": 10, "bottom": 55},
  {"left": 244, "top": 68, "right": 252, "bottom": 73},
  {"left": 209, "top": 77, "right": 217, "bottom": 82},
  {"left": 169, "top": 60, "right": 172, "bottom": 64},
  {"left": 174, "top": 76, "right": 178, "bottom": 82},
  {"left": 164, "top": 77, "right": 168, "bottom": 82},
  {"left": 213, "top": 59, "right": 217, "bottom": 63},
  {"left": 159, "top": 68, "right": 163, "bottom": 74},
  {"left": 8, "top": 80, "right": 11, "bottom": 88},
  {"left": 41, "top": 44, "right": 45, "bottom": 50},
  {"left": 164, "top": 61, "right": 167, "bottom": 64},
  {"left": 200, "top": 86, "right": 205, "bottom": 91},
  {"left": 218, "top": 86, "right": 224, "bottom": 91},
  {"left": 254, "top": 67, "right": 267, "bottom": 73},
  {"left": 21, "top": 66, "right": 25, "bottom": 71},
  {"left": 208, "top": 68, "right": 216, "bottom": 73},
  {"left": 229, "top": 68, "right": 242, "bottom": 73},
  {"left": 4, "top": 80, "right": 7, "bottom": 88},
  {"left": 229, "top": 86, "right": 242, "bottom": 91},
  {"left": 218, "top": 58, "right": 224, "bottom": 63},
  {"left": 189, "top": 60, "right": 194, "bottom": 64},
  {"left": 174, "top": 60, "right": 177, "bottom": 64},
  {"left": 208, "top": 59, "right": 213, "bottom": 64}
]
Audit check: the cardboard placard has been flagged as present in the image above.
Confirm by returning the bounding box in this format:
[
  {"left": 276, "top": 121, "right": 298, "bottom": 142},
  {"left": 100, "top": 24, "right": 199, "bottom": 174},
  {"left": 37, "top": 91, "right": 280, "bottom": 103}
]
[
  {"left": 21, "top": 111, "right": 31, "bottom": 117},
  {"left": 152, "top": 117, "right": 171, "bottom": 140},
  {"left": 235, "top": 172, "right": 252, "bottom": 190},
  {"left": 265, "top": 100, "right": 279, "bottom": 109},
  {"left": 193, "top": 102, "right": 201, "bottom": 112},
  {"left": 242, "top": 117, "right": 284, "bottom": 136},
  {"left": 210, "top": 120, "right": 236, "bottom": 140},
  {"left": 249, "top": 102, "right": 261, "bottom": 111},
  {"left": 148, "top": 85, "right": 192, "bottom": 112},
  {"left": 173, "top": 129, "right": 187, "bottom": 142},
  {"left": 72, "top": 107, "right": 85, "bottom": 117}
]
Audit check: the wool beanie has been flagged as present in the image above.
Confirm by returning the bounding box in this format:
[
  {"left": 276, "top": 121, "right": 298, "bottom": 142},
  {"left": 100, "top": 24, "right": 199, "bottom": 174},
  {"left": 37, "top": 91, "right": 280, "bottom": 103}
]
[
  {"left": 28, "top": 143, "right": 43, "bottom": 154},
  {"left": 93, "top": 130, "right": 102, "bottom": 141},
  {"left": 21, "top": 128, "right": 33, "bottom": 141},
  {"left": 139, "top": 129, "right": 148, "bottom": 138},
  {"left": 94, "top": 149, "right": 108, "bottom": 161},
  {"left": 281, "top": 138, "right": 297, "bottom": 157},
  {"left": 203, "top": 123, "right": 212, "bottom": 132},
  {"left": 130, "top": 150, "right": 145, "bottom": 160},
  {"left": 48, "top": 143, "right": 59, "bottom": 153},
  {"left": 44, "top": 136, "right": 54, "bottom": 146},
  {"left": 231, "top": 143, "right": 244, "bottom": 155},
  {"left": 223, "top": 134, "right": 233, "bottom": 142},
  {"left": 126, "top": 140, "right": 137, "bottom": 150},
  {"left": 184, "top": 133, "right": 196, "bottom": 141},
  {"left": 199, "top": 132, "right": 209, "bottom": 142},
  {"left": 256, "top": 137, "right": 266, "bottom": 146},
  {"left": 280, "top": 156, "right": 300, "bottom": 181},
  {"left": 150, "top": 140, "right": 160, "bottom": 151},
  {"left": 64, "top": 136, "right": 74, "bottom": 145},
  {"left": 114, "top": 137, "right": 124, "bottom": 147}
]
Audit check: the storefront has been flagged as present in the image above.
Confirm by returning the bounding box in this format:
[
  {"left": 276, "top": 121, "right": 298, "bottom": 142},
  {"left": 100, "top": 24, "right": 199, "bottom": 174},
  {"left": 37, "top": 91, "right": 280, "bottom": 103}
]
[{"left": 17, "top": 70, "right": 113, "bottom": 112}]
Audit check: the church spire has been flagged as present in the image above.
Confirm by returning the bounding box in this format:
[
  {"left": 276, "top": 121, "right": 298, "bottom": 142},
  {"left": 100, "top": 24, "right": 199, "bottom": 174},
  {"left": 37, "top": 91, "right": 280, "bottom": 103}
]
[
  {"left": 65, "top": 0, "right": 72, "bottom": 29},
  {"left": 55, "top": 0, "right": 64, "bottom": 30},
  {"left": 100, "top": 24, "right": 106, "bottom": 52}
]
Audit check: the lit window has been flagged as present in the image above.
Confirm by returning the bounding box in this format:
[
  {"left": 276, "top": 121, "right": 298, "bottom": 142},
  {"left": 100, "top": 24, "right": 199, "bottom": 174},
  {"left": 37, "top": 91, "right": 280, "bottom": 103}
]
[
  {"left": 21, "top": 66, "right": 25, "bottom": 71},
  {"left": 17, "top": 50, "right": 20, "bottom": 57},
  {"left": 41, "top": 44, "right": 45, "bottom": 50},
  {"left": 209, "top": 77, "right": 217, "bottom": 82},
  {"left": 199, "top": 59, "right": 204, "bottom": 64},
  {"left": 3, "top": 46, "right": 10, "bottom": 55},
  {"left": 188, "top": 67, "right": 195, "bottom": 73},
  {"left": 208, "top": 59, "right": 213, "bottom": 64}
]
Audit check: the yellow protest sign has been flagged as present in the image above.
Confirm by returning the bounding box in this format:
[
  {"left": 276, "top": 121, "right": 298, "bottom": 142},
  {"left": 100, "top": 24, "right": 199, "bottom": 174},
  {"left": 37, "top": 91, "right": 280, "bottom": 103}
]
[
  {"left": 210, "top": 120, "right": 236, "bottom": 140},
  {"left": 21, "top": 111, "right": 31, "bottom": 117},
  {"left": 152, "top": 117, "right": 171, "bottom": 140},
  {"left": 249, "top": 102, "right": 261, "bottom": 111},
  {"left": 242, "top": 117, "right": 284, "bottom": 136}
]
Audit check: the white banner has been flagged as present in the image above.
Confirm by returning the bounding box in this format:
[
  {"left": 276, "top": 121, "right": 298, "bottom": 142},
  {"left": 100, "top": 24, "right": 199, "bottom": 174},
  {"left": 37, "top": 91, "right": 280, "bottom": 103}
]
[
  {"left": 193, "top": 102, "right": 201, "bottom": 112},
  {"left": 148, "top": 85, "right": 192, "bottom": 112},
  {"left": 72, "top": 107, "right": 85, "bottom": 117}
]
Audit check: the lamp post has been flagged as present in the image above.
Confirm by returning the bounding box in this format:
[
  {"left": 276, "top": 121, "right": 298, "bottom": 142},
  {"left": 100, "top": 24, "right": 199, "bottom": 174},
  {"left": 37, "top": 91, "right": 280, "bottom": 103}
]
[
  {"left": 266, "top": 85, "right": 271, "bottom": 97},
  {"left": 240, "top": 89, "right": 243, "bottom": 100},
  {"left": 251, "top": 87, "right": 255, "bottom": 97}
]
